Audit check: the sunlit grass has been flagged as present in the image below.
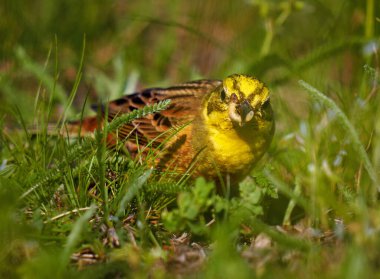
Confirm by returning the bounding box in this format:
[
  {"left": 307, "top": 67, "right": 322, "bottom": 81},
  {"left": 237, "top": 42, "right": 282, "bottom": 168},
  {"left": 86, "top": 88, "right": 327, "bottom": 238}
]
[{"left": 1, "top": 0, "right": 380, "bottom": 278}]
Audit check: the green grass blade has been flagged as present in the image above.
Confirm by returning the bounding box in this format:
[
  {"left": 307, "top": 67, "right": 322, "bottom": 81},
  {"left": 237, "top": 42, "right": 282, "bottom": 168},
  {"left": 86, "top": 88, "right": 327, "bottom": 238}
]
[
  {"left": 15, "top": 47, "right": 71, "bottom": 113},
  {"left": 59, "top": 204, "right": 96, "bottom": 270},
  {"left": 106, "top": 99, "right": 171, "bottom": 132},
  {"left": 20, "top": 99, "right": 171, "bottom": 200},
  {"left": 58, "top": 36, "right": 86, "bottom": 125},
  {"left": 298, "top": 80, "right": 379, "bottom": 190},
  {"left": 249, "top": 218, "right": 312, "bottom": 252},
  {"left": 116, "top": 168, "right": 153, "bottom": 217},
  {"left": 264, "top": 170, "right": 310, "bottom": 213}
]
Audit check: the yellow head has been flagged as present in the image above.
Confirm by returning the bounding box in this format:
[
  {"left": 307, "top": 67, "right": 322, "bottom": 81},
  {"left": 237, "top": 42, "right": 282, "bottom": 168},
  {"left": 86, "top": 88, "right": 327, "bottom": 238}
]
[
  {"left": 197, "top": 74, "right": 274, "bottom": 178},
  {"left": 205, "top": 74, "right": 271, "bottom": 127}
]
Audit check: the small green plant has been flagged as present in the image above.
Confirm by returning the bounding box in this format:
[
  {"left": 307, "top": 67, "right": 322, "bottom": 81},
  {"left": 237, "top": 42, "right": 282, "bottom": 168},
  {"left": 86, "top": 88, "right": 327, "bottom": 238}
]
[
  {"left": 163, "top": 174, "right": 279, "bottom": 235},
  {"left": 1, "top": 0, "right": 380, "bottom": 277}
]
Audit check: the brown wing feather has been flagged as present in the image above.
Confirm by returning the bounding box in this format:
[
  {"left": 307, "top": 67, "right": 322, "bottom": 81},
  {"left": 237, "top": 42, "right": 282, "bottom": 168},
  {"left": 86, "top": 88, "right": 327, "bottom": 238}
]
[{"left": 99, "top": 79, "right": 222, "bottom": 145}]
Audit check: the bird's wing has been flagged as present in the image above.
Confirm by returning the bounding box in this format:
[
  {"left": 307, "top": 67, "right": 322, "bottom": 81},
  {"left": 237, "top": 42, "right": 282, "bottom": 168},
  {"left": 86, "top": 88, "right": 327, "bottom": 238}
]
[{"left": 95, "top": 79, "right": 222, "bottom": 146}]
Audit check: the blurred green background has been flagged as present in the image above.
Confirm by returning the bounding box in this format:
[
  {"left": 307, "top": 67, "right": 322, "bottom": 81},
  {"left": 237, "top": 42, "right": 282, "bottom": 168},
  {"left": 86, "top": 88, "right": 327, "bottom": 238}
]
[
  {"left": 1, "top": 0, "right": 380, "bottom": 278},
  {"left": 1, "top": 0, "right": 377, "bottom": 121}
]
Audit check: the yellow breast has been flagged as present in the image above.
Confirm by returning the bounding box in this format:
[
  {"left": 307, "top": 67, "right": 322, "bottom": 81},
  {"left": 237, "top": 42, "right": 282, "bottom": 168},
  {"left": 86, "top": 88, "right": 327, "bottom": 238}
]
[
  {"left": 207, "top": 125, "right": 256, "bottom": 173},
  {"left": 191, "top": 108, "right": 273, "bottom": 177}
]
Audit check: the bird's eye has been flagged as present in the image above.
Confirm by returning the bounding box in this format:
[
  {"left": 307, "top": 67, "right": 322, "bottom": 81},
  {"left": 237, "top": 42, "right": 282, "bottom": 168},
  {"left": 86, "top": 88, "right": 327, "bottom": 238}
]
[
  {"left": 262, "top": 98, "right": 270, "bottom": 108},
  {"left": 220, "top": 89, "right": 226, "bottom": 101}
]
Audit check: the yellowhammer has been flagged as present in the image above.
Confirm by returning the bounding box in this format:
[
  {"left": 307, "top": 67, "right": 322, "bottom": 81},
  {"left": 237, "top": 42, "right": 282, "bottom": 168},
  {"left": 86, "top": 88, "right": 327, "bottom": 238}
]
[{"left": 67, "top": 74, "right": 274, "bottom": 182}]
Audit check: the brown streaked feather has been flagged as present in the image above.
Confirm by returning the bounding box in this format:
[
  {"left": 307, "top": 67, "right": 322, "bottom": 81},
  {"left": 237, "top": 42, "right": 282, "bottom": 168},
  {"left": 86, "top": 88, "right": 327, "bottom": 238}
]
[
  {"left": 98, "top": 79, "right": 221, "bottom": 144},
  {"left": 64, "top": 116, "right": 99, "bottom": 137},
  {"left": 66, "top": 79, "right": 221, "bottom": 149}
]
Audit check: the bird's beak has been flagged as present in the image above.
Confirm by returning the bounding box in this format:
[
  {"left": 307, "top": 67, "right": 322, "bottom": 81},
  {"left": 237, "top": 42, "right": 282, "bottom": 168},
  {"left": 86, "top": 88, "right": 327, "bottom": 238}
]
[
  {"left": 228, "top": 96, "right": 254, "bottom": 126},
  {"left": 239, "top": 100, "right": 254, "bottom": 125}
]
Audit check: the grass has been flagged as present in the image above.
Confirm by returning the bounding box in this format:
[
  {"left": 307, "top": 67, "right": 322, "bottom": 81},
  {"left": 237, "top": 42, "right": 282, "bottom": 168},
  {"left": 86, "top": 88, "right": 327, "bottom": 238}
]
[{"left": 1, "top": 0, "right": 380, "bottom": 278}]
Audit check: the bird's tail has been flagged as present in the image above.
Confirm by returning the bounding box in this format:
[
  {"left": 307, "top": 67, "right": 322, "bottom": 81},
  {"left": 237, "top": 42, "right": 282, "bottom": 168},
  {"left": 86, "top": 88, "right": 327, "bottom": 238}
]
[
  {"left": 61, "top": 116, "right": 100, "bottom": 137},
  {"left": 27, "top": 116, "right": 101, "bottom": 138}
]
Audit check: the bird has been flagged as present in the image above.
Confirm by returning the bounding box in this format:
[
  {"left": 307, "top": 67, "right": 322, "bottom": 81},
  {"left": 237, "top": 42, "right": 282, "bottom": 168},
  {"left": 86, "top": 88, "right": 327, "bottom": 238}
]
[{"left": 65, "top": 74, "right": 275, "bottom": 184}]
